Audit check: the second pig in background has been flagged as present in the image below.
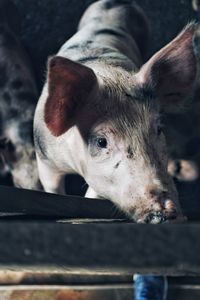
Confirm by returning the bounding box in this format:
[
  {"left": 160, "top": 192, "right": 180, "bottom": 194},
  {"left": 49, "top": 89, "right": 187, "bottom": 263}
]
[{"left": 0, "top": 0, "right": 41, "bottom": 190}]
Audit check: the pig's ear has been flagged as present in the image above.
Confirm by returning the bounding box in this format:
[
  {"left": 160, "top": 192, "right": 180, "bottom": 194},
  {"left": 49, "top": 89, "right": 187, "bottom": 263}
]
[
  {"left": 136, "top": 23, "right": 197, "bottom": 112},
  {"left": 44, "top": 56, "right": 97, "bottom": 136}
]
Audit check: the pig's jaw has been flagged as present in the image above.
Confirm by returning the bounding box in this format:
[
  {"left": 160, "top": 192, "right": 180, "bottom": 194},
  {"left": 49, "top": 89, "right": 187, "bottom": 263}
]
[
  {"left": 119, "top": 192, "right": 181, "bottom": 224},
  {"left": 84, "top": 147, "right": 182, "bottom": 224},
  {"left": 90, "top": 186, "right": 182, "bottom": 224},
  {"left": 81, "top": 117, "right": 183, "bottom": 224},
  {"left": 116, "top": 172, "right": 182, "bottom": 224},
  {"left": 84, "top": 178, "right": 182, "bottom": 224}
]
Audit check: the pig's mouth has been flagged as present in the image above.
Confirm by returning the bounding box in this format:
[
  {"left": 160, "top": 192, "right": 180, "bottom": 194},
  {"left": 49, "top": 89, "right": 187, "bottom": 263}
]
[
  {"left": 136, "top": 210, "right": 186, "bottom": 224},
  {"left": 128, "top": 198, "right": 186, "bottom": 224},
  {"left": 141, "top": 211, "right": 176, "bottom": 224}
]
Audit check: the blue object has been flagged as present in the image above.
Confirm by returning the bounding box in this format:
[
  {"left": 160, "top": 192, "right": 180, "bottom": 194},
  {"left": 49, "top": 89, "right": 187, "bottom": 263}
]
[{"left": 134, "top": 275, "right": 168, "bottom": 300}]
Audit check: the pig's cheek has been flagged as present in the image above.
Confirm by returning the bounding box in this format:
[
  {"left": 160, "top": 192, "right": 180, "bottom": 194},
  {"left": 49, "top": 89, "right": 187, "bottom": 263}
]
[{"left": 85, "top": 166, "right": 117, "bottom": 199}]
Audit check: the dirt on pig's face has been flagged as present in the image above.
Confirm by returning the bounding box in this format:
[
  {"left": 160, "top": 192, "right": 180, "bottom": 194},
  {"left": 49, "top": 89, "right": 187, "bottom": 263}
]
[{"left": 84, "top": 82, "right": 181, "bottom": 224}]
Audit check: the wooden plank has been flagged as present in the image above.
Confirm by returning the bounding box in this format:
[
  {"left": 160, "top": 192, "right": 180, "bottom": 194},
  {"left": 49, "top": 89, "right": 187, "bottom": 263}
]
[
  {"left": 1, "top": 285, "right": 200, "bottom": 300},
  {"left": 0, "top": 286, "right": 132, "bottom": 300},
  {"left": 0, "top": 185, "right": 200, "bottom": 221},
  {"left": 0, "top": 271, "right": 200, "bottom": 287},
  {"left": 0, "top": 221, "right": 200, "bottom": 275},
  {"left": 168, "top": 285, "right": 200, "bottom": 300},
  {"left": 0, "top": 271, "right": 131, "bottom": 285},
  {"left": 0, "top": 271, "right": 200, "bottom": 286},
  {"left": 0, "top": 185, "right": 126, "bottom": 220},
  {"left": 0, "top": 283, "right": 200, "bottom": 300}
]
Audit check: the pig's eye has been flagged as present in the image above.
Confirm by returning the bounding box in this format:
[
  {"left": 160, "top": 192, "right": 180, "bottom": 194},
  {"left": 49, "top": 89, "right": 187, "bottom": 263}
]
[
  {"left": 97, "top": 137, "right": 107, "bottom": 148},
  {"left": 88, "top": 135, "right": 108, "bottom": 156}
]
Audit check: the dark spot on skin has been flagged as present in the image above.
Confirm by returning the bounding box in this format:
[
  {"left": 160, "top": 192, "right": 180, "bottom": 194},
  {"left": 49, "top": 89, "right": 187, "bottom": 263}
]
[
  {"left": 114, "top": 160, "right": 121, "bottom": 169},
  {"left": 76, "top": 56, "right": 100, "bottom": 64},
  {"left": 0, "top": 138, "right": 16, "bottom": 164},
  {"left": 85, "top": 40, "right": 93, "bottom": 46},
  {"left": 127, "top": 146, "right": 134, "bottom": 159},
  {"left": 19, "top": 121, "right": 33, "bottom": 142},
  {"left": 10, "top": 79, "right": 23, "bottom": 90},
  {"left": 17, "top": 91, "right": 37, "bottom": 104},
  {"left": 0, "top": 137, "right": 8, "bottom": 149},
  {"left": 95, "top": 28, "right": 126, "bottom": 40},
  {"left": 78, "top": 54, "right": 130, "bottom": 66},
  {"left": 125, "top": 93, "right": 132, "bottom": 98},
  {"left": 7, "top": 140, "right": 15, "bottom": 152},
  {"left": 3, "top": 91, "right": 11, "bottom": 103},
  {"left": 34, "top": 128, "right": 47, "bottom": 159},
  {"left": 30, "top": 151, "right": 36, "bottom": 160},
  {"left": 67, "top": 41, "right": 93, "bottom": 51},
  {"left": 4, "top": 140, "right": 16, "bottom": 166},
  {"left": 67, "top": 45, "right": 80, "bottom": 50},
  {"left": 0, "top": 64, "right": 8, "bottom": 88}
]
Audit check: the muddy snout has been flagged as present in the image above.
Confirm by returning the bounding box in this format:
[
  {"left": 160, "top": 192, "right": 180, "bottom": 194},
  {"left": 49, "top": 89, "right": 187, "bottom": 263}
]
[{"left": 136, "top": 186, "right": 185, "bottom": 224}]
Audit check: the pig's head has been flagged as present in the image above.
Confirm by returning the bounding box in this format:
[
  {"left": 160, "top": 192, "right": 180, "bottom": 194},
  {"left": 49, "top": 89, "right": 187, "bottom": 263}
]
[{"left": 45, "top": 24, "right": 197, "bottom": 223}]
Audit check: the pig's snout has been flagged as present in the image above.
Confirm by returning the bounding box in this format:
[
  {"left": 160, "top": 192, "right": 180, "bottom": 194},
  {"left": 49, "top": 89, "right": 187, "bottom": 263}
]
[
  {"left": 136, "top": 185, "right": 184, "bottom": 224},
  {"left": 137, "top": 208, "right": 184, "bottom": 224},
  {"left": 144, "top": 210, "right": 177, "bottom": 224}
]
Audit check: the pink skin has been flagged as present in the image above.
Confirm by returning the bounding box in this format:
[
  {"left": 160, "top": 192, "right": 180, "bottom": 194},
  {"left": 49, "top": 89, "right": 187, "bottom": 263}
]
[{"left": 84, "top": 113, "right": 181, "bottom": 223}]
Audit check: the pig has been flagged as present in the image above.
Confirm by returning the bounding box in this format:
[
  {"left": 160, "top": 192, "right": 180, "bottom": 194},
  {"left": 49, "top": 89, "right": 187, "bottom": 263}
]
[
  {"left": 0, "top": 0, "right": 41, "bottom": 190},
  {"left": 34, "top": 0, "right": 197, "bottom": 223}
]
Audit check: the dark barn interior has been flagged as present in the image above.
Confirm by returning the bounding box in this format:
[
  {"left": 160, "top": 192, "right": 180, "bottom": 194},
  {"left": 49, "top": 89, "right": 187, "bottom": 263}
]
[
  {"left": 0, "top": 0, "right": 200, "bottom": 299},
  {"left": 7, "top": 0, "right": 200, "bottom": 211}
]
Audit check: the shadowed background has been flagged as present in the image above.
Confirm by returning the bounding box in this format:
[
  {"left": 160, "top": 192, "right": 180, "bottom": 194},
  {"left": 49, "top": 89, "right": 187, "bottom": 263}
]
[{"left": 12, "top": 0, "right": 196, "bottom": 89}]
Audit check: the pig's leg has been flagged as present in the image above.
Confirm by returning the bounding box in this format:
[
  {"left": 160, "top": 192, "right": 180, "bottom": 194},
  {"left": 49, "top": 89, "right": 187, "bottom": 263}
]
[
  {"left": 85, "top": 186, "right": 101, "bottom": 199},
  {"left": 37, "top": 155, "right": 65, "bottom": 195}
]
